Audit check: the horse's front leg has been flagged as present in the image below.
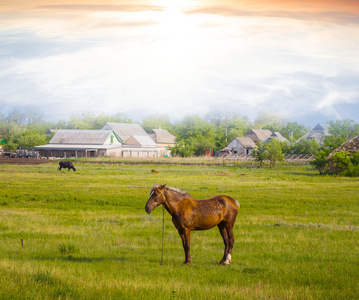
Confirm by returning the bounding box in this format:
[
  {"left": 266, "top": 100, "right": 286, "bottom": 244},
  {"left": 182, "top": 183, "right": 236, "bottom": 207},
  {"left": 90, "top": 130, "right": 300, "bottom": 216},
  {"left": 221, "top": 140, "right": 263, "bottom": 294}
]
[{"left": 178, "top": 228, "right": 191, "bottom": 264}]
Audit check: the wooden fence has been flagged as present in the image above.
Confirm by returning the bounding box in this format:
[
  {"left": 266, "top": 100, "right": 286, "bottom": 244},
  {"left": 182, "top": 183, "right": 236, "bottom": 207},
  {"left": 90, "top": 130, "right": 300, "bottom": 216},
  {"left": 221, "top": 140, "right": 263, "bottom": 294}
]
[{"left": 221, "top": 153, "right": 315, "bottom": 166}]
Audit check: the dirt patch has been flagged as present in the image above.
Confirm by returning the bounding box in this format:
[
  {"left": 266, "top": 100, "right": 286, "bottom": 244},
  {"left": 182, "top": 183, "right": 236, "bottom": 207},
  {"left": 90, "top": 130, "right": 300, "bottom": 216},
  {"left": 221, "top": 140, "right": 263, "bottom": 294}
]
[
  {"left": 0, "top": 158, "right": 56, "bottom": 165},
  {"left": 210, "top": 170, "right": 235, "bottom": 176}
]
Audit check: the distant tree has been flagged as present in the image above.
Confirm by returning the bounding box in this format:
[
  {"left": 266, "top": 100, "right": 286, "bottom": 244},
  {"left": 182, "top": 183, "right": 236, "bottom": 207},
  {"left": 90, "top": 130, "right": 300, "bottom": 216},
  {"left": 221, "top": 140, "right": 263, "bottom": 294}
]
[
  {"left": 172, "top": 115, "right": 215, "bottom": 156},
  {"left": 63, "top": 112, "right": 133, "bottom": 129},
  {"left": 16, "top": 131, "right": 47, "bottom": 149},
  {"left": 254, "top": 110, "right": 288, "bottom": 132},
  {"left": 264, "top": 139, "right": 284, "bottom": 168},
  {"left": 109, "top": 113, "right": 133, "bottom": 124},
  {"left": 226, "top": 115, "right": 252, "bottom": 141},
  {"left": 170, "top": 140, "right": 194, "bottom": 157},
  {"left": 324, "top": 119, "right": 359, "bottom": 150},
  {"left": 205, "top": 111, "right": 252, "bottom": 150},
  {"left": 251, "top": 141, "right": 266, "bottom": 168},
  {"left": 281, "top": 122, "right": 309, "bottom": 141},
  {"left": 292, "top": 139, "right": 320, "bottom": 155},
  {"left": 142, "top": 114, "right": 173, "bottom": 132},
  {"left": 66, "top": 113, "right": 93, "bottom": 129},
  {"left": 0, "top": 122, "right": 24, "bottom": 150},
  {"left": 310, "top": 150, "right": 329, "bottom": 174},
  {"left": 173, "top": 115, "right": 214, "bottom": 141},
  {"left": 6, "top": 105, "right": 44, "bottom": 125}
]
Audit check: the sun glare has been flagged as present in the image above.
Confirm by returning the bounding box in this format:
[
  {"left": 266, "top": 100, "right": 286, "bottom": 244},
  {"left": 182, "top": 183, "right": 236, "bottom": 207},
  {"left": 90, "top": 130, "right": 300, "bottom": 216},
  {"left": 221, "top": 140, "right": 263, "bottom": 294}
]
[
  {"left": 157, "top": 0, "right": 197, "bottom": 37},
  {"left": 159, "top": 0, "right": 193, "bottom": 12}
]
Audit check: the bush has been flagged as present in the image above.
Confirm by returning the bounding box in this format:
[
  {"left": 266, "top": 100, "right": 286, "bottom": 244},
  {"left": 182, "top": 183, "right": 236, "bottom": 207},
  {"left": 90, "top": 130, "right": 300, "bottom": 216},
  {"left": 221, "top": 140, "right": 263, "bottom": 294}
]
[
  {"left": 331, "top": 151, "right": 359, "bottom": 177},
  {"left": 310, "top": 150, "right": 328, "bottom": 174},
  {"left": 331, "top": 151, "right": 351, "bottom": 172}
]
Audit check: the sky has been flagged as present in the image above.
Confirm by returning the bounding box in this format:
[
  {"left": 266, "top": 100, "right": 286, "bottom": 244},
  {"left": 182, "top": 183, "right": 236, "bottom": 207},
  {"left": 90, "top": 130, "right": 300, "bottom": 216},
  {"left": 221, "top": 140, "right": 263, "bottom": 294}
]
[{"left": 1, "top": 0, "right": 359, "bottom": 126}]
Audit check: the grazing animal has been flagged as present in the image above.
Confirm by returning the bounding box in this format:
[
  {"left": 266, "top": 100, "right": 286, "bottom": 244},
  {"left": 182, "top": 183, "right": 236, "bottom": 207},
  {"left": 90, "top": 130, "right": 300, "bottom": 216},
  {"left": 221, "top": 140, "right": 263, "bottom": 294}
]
[
  {"left": 145, "top": 184, "right": 239, "bottom": 265},
  {"left": 58, "top": 161, "right": 76, "bottom": 171},
  {"left": 151, "top": 169, "right": 159, "bottom": 174}
]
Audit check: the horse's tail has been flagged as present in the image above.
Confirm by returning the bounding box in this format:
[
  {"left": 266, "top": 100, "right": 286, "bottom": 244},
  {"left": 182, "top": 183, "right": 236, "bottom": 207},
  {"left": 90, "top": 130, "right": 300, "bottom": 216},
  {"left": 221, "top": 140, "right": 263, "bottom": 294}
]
[{"left": 234, "top": 199, "right": 240, "bottom": 209}]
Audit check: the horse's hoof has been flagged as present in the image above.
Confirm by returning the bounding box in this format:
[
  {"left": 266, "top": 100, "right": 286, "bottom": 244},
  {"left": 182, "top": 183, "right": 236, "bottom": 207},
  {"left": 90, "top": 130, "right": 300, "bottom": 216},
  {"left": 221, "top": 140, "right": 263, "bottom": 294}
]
[
  {"left": 183, "top": 261, "right": 191, "bottom": 265},
  {"left": 220, "top": 254, "right": 231, "bottom": 265}
]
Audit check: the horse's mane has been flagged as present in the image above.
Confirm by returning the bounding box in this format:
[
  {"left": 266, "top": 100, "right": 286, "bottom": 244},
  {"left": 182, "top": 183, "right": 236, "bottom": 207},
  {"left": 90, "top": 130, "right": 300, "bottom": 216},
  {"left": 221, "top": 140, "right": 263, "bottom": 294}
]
[{"left": 166, "top": 187, "right": 190, "bottom": 197}]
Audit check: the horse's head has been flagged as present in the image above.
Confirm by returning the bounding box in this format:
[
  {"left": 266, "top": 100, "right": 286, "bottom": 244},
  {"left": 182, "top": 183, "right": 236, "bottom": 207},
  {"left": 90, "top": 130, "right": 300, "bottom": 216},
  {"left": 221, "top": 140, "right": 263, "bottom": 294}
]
[{"left": 145, "top": 184, "right": 167, "bottom": 214}]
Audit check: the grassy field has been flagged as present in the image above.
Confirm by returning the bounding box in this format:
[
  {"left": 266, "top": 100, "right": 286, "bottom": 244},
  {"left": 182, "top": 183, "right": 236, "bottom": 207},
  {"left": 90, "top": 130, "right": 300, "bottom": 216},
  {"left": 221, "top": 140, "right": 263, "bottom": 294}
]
[{"left": 0, "top": 160, "right": 358, "bottom": 299}]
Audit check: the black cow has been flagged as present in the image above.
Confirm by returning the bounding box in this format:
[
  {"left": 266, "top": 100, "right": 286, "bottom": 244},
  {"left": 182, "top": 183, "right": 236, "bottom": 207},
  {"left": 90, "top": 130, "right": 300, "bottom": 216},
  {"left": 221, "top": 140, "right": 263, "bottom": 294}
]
[{"left": 58, "top": 161, "right": 76, "bottom": 171}]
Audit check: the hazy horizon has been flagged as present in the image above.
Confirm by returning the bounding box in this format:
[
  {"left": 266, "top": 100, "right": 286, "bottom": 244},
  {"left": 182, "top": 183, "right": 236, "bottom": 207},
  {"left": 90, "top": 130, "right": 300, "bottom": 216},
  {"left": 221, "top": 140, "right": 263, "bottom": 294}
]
[{"left": 1, "top": 0, "right": 359, "bottom": 126}]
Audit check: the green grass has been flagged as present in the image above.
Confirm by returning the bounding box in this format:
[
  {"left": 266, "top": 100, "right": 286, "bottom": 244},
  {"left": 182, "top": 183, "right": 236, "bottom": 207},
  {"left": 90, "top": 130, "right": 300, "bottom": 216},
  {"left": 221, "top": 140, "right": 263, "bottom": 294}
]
[{"left": 0, "top": 161, "right": 358, "bottom": 299}]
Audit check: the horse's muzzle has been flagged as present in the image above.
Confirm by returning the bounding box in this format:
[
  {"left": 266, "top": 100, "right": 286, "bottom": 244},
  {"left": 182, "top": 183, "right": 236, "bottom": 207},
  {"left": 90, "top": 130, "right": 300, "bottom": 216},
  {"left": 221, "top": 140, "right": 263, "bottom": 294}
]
[{"left": 145, "top": 205, "right": 152, "bottom": 214}]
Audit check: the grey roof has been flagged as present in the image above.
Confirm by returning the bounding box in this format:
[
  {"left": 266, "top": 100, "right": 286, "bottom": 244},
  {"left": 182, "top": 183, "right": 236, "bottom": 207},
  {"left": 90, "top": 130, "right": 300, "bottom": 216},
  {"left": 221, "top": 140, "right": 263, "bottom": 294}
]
[
  {"left": 124, "top": 135, "right": 157, "bottom": 147},
  {"left": 296, "top": 123, "right": 330, "bottom": 144},
  {"left": 313, "top": 123, "right": 330, "bottom": 133},
  {"left": 49, "top": 130, "right": 112, "bottom": 145},
  {"left": 234, "top": 137, "right": 257, "bottom": 148},
  {"left": 266, "top": 132, "right": 289, "bottom": 143},
  {"left": 244, "top": 129, "right": 272, "bottom": 142},
  {"left": 148, "top": 128, "right": 176, "bottom": 144},
  {"left": 34, "top": 144, "right": 122, "bottom": 151},
  {"left": 102, "top": 122, "right": 148, "bottom": 143}
]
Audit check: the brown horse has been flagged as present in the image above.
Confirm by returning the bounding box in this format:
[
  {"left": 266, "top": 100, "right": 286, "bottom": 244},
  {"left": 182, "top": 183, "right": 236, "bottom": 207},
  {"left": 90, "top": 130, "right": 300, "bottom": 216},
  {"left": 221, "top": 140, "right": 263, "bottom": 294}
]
[{"left": 145, "top": 184, "right": 239, "bottom": 265}]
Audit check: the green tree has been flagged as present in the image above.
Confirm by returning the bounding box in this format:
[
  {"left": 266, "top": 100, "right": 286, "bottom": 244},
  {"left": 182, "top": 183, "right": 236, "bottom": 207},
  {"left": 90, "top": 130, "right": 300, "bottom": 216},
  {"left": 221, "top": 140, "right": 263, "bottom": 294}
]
[
  {"left": 324, "top": 119, "right": 359, "bottom": 150},
  {"left": 63, "top": 112, "right": 133, "bottom": 130},
  {"left": 264, "top": 139, "right": 284, "bottom": 168},
  {"left": 310, "top": 150, "right": 329, "bottom": 174},
  {"left": 251, "top": 141, "right": 266, "bottom": 168},
  {"left": 292, "top": 139, "right": 319, "bottom": 155},
  {"left": 16, "top": 131, "right": 47, "bottom": 149},
  {"left": 142, "top": 114, "right": 173, "bottom": 132},
  {"left": 205, "top": 111, "right": 252, "bottom": 150},
  {"left": 281, "top": 122, "right": 309, "bottom": 141},
  {"left": 331, "top": 151, "right": 352, "bottom": 175},
  {"left": 170, "top": 140, "right": 194, "bottom": 157},
  {"left": 254, "top": 110, "right": 288, "bottom": 133},
  {"left": 0, "top": 122, "right": 24, "bottom": 150},
  {"left": 172, "top": 115, "right": 215, "bottom": 156}
]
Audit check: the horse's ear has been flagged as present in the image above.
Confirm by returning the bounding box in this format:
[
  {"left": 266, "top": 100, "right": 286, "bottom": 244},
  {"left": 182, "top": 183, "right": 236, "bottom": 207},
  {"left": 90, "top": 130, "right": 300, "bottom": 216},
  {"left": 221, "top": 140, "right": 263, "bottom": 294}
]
[{"left": 161, "top": 184, "right": 167, "bottom": 189}]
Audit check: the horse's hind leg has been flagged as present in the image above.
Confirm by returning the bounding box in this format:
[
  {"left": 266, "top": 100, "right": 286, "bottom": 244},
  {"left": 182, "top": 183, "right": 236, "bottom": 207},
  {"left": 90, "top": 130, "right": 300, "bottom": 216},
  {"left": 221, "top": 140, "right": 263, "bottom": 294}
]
[
  {"left": 225, "top": 225, "right": 235, "bottom": 264},
  {"left": 218, "top": 223, "right": 230, "bottom": 264}
]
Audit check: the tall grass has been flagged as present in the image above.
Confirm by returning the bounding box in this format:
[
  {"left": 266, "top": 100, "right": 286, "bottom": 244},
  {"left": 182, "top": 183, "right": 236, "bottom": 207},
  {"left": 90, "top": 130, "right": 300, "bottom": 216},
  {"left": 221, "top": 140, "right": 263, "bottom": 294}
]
[{"left": 0, "top": 162, "right": 358, "bottom": 299}]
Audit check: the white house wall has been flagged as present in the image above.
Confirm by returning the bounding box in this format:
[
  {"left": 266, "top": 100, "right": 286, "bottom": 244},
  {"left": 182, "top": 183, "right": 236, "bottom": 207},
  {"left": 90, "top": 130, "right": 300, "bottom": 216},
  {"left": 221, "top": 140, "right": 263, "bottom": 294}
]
[{"left": 106, "top": 147, "right": 161, "bottom": 158}]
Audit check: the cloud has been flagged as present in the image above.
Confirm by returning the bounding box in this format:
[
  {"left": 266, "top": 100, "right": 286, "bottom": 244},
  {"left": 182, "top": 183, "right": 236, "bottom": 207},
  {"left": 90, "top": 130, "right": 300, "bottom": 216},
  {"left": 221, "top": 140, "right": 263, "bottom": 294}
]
[
  {"left": 1, "top": 0, "right": 358, "bottom": 124},
  {"left": 184, "top": 0, "right": 359, "bottom": 25},
  {"left": 36, "top": 4, "right": 165, "bottom": 13}
]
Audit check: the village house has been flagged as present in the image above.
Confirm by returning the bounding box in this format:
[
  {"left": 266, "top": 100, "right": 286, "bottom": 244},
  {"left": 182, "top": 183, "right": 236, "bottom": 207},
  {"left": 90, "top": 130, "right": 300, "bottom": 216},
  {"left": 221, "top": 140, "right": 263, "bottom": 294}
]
[
  {"left": 221, "top": 137, "right": 257, "bottom": 156},
  {"left": 243, "top": 128, "right": 272, "bottom": 143},
  {"left": 148, "top": 128, "right": 176, "bottom": 156},
  {"left": 296, "top": 123, "right": 330, "bottom": 146},
  {"left": 265, "top": 132, "right": 289, "bottom": 144},
  {"left": 34, "top": 123, "right": 162, "bottom": 158}
]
